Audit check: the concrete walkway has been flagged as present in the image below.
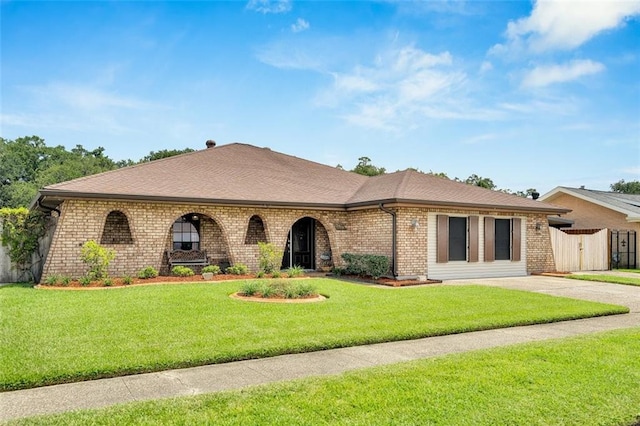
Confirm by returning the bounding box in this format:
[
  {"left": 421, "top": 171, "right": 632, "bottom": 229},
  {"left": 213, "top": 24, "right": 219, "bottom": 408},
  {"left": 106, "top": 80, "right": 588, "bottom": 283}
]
[{"left": 2, "top": 275, "right": 639, "bottom": 422}]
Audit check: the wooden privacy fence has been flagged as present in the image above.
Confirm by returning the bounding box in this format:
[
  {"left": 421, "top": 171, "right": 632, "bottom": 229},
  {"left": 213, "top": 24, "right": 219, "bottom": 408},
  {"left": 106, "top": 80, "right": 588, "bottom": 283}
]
[{"left": 549, "top": 227, "right": 609, "bottom": 272}]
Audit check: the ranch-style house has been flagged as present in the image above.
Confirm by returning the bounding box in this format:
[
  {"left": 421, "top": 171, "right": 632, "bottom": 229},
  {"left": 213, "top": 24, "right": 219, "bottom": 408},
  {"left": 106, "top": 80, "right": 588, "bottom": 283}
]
[{"left": 34, "top": 141, "right": 569, "bottom": 281}]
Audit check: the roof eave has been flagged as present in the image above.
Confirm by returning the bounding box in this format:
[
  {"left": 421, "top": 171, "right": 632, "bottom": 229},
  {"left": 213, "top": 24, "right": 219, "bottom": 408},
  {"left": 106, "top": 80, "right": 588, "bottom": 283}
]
[
  {"left": 36, "top": 190, "right": 349, "bottom": 211},
  {"left": 346, "top": 198, "right": 570, "bottom": 214}
]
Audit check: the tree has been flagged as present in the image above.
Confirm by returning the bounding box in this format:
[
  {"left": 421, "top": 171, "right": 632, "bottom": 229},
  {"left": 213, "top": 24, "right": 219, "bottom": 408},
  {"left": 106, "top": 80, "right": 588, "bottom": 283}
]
[
  {"left": 610, "top": 179, "right": 640, "bottom": 194},
  {"left": 463, "top": 174, "right": 496, "bottom": 190},
  {"left": 0, "top": 136, "right": 118, "bottom": 208},
  {"left": 139, "top": 148, "right": 195, "bottom": 163},
  {"left": 352, "top": 157, "right": 386, "bottom": 176}
]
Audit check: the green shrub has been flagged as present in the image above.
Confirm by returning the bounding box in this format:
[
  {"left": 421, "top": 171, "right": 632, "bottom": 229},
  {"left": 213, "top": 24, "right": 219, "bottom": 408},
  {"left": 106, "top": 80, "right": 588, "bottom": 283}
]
[
  {"left": 0, "top": 208, "right": 47, "bottom": 280},
  {"left": 80, "top": 240, "right": 115, "bottom": 280},
  {"left": 294, "top": 282, "right": 317, "bottom": 297},
  {"left": 226, "top": 263, "right": 248, "bottom": 275},
  {"left": 258, "top": 242, "right": 283, "bottom": 274},
  {"left": 171, "top": 266, "right": 195, "bottom": 277},
  {"left": 60, "top": 276, "right": 71, "bottom": 286},
  {"left": 331, "top": 267, "right": 345, "bottom": 276},
  {"left": 286, "top": 265, "right": 304, "bottom": 278},
  {"left": 341, "top": 253, "right": 390, "bottom": 279},
  {"left": 103, "top": 278, "right": 113, "bottom": 287},
  {"left": 137, "top": 266, "right": 158, "bottom": 279},
  {"left": 239, "top": 280, "right": 261, "bottom": 297},
  {"left": 271, "top": 270, "right": 282, "bottom": 278},
  {"left": 122, "top": 276, "right": 133, "bottom": 285},
  {"left": 202, "top": 265, "right": 221, "bottom": 275},
  {"left": 79, "top": 276, "right": 91, "bottom": 287},
  {"left": 238, "top": 279, "right": 318, "bottom": 299},
  {"left": 259, "top": 282, "right": 278, "bottom": 298},
  {"left": 44, "top": 275, "right": 59, "bottom": 286},
  {"left": 256, "top": 271, "right": 265, "bottom": 278}
]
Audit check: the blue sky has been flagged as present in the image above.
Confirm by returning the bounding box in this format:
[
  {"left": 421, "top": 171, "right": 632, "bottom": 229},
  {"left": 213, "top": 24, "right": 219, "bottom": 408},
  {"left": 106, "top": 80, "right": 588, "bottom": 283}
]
[{"left": 2, "top": 0, "right": 639, "bottom": 195}]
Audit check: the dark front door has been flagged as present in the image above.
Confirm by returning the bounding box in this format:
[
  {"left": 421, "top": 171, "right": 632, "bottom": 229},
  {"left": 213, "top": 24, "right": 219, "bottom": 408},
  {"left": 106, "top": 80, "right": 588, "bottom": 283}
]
[{"left": 282, "top": 217, "right": 315, "bottom": 269}]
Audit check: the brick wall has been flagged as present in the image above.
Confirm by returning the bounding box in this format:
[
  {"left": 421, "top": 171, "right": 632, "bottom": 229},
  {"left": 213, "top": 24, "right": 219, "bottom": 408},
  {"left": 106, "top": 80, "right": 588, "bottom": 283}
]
[
  {"left": 41, "top": 200, "right": 557, "bottom": 281},
  {"left": 42, "top": 200, "right": 353, "bottom": 280}
]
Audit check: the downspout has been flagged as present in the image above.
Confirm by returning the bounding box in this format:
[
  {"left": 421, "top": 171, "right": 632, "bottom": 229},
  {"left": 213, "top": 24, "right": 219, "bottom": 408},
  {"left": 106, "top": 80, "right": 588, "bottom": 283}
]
[
  {"left": 36, "top": 199, "right": 61, "bottom": 217},
  {"left": 379, "top": 203, "right": 397, "bottom": 277}
]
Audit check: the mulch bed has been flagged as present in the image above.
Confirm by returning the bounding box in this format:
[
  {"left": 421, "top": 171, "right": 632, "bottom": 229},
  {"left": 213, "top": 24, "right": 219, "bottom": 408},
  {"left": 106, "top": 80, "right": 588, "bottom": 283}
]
[
  {"left": 37, "top": 274, "right": 259, "bottom": 289},
  {"left": 36, "top": 273, "right": 441, "bottom": 290},
  {"left": 338, "top": 274, "right": 442, "bottom": 287}
]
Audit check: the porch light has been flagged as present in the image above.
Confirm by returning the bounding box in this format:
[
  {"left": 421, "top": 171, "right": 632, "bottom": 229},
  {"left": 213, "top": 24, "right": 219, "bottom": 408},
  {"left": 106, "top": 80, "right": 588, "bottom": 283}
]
[
  {"left": 192, "top": 215, "right": 199, "bottom": 221},
  {"left": 535, "top": 222, "right": 542, "bottom": 231},
  {"left": 410, "top": 218, "right": 419, "bottom": 229}
]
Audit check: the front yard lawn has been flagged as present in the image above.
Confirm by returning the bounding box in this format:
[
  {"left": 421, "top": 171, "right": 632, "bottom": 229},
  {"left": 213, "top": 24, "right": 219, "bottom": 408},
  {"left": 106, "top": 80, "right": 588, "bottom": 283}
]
[
  {"left": 0, "top": 279, "right": 628, "bottom": 391},
  {"left": 11, "top": 327, "right": 640, "bottom": 425},
  {"left": 566, "top": 274, "right": 640, "bottom": 286}
]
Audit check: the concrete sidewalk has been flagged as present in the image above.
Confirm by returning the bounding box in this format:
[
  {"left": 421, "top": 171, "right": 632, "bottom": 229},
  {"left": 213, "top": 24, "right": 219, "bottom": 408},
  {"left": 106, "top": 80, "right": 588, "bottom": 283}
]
[{"left": 2, "top": 275, "right": 639, "bottom": 422}]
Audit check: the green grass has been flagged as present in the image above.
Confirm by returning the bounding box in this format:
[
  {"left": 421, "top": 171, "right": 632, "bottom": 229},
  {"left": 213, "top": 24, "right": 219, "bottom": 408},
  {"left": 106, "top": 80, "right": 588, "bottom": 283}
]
[
  {"left": 11, "top": 328, "right": 640, "bottom": 426},
  {"left": 0, "top": 279, "right": 628, "bottom": 391},
  {"left": 566, "top": 274, "right": 640, "bottom": 286},
  {"left": 616, "top": 269, "right": 640, "bottom": 274}
]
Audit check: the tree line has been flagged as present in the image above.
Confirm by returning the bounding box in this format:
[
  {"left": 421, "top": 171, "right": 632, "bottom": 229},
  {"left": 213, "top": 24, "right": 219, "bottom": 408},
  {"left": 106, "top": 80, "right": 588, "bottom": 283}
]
[
  {"left": 342, "top": 156, "right": 639, "bottom": 197},
  {"left": 0, "top": 136, "right": 194, "bottom": 208}
]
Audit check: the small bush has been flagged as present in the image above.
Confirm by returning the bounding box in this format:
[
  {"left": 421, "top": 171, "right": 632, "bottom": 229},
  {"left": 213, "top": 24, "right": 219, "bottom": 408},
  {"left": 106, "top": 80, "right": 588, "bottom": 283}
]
[
  {"left": 137, "top": 266, "right": 158, "bottom": 279},
  {"left": 238, "top": 279, "right": 318, "bottom": 299},
  {"left": 79, "top": 276, "right": 91, "bottom": 287},
  {"left": 286, "top": 265, "right": 304, "bottom": 278},
  {"left": 295, "top": 282, "right": 317, "bottom": 297},
  {"left": 258, "top": 242, "right": 283, "bottom": 274},
  {"left": 103, "top": 278, "right": 113, "bottom": 287},
  {"left": 80, "top": 240, "right": 115, "bottom": 280},
  {"left": 341, "top": 253, "right": 390, "bottom": 279},
  {"left": 256, "top": 270, "right": 265, "bottom": 278},
  {"left": 226, "top": 263, "right": 248, "bottom": 275},
  {"left": 171, "top": 266, "right": 195, "bottom": 277},
  {"left": 271, "top": 270, "right": 282, "bottom": 278},
  {"left": 331, "top": 267, "right": 345, "bottom": 276},
  {"left": 122, "top": 276, "right": 133, "bottom": 285},
  {"left": 44, "top": 275, "right": 59, "bottom": 286},
  {"left": 239, "top": 281, "right": 261, "bottom": 297},
  {"left": 202, "top": 265, "right": 221, "bottom": 275},
  {"left": 60, "top": 276, "right": 71, "bottom": 286}
]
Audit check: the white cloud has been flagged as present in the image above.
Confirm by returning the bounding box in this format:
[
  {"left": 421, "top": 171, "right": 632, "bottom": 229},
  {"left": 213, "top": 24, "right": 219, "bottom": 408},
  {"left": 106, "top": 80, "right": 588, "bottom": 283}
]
[
  {"left": 522, "top": 59, "right": 605, "bottom": 87},
  {"left": 321, "top": 46, "right": 468, "bottom": 129},
  {"left": 479, "top": 61, "right": 493, "bottom": 73},
  {"left": 245, "top": 0, "right": 291, "bottom": 14},
  {"left": 291, "top": 18, "right": 309, "bottom": 33},
  {"left": 495, "top": 0, "right": 640, "bottom": 53}
]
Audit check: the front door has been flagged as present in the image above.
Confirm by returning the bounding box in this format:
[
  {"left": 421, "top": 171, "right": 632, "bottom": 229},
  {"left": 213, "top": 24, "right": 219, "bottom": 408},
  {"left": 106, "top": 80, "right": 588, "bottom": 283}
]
[{"left": 282, "top": 217, "right": 315, "bottom": 269}]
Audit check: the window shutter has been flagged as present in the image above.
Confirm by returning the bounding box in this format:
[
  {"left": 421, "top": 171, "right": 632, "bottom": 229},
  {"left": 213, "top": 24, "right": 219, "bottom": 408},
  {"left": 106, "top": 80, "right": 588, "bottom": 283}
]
[
  {"left": 512, "top": 218, "right": 521, "bottom": 261},
  {"left": 437, "top": 215, "right": 448, "bottom": 263},
  {"left": 484, "top": 217, "right": 495, "bottom": 262},
  {"left": 468, "top": 216, "right": 479, "bottom": 262}
]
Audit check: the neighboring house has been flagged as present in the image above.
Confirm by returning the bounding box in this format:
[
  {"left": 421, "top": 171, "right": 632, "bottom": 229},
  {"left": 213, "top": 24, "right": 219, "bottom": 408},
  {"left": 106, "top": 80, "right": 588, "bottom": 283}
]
[
  {"left": 540, "top": 186, "right": 639, "bottom": 268},
  {"left": 33, "top": 142, "right": 568, "bottom": 282}
]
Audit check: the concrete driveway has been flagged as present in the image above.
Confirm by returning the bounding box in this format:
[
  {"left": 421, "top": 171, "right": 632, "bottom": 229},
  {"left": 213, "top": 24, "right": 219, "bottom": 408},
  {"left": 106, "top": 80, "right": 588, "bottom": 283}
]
[{"left": 446, "top": 272, "right": 640, "bottom": 313}]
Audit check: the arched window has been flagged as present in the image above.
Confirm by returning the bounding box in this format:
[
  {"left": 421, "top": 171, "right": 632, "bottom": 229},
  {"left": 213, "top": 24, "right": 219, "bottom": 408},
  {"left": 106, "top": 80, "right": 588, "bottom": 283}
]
[
  {"left": 244, "top": 215, "right": 267, "bottom": 244},
  {"left": 173, "top": 215, "right": 200, "bottom": 250},
  {"left": 101, "top": 211, "right": 133, "bottom": 244}
]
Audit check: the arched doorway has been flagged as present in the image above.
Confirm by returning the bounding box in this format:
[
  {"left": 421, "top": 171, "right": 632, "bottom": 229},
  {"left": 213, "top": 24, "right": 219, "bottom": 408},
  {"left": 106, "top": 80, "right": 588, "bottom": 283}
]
[{"left": 282, "top": 217, "right": 331, "bottom": 270}]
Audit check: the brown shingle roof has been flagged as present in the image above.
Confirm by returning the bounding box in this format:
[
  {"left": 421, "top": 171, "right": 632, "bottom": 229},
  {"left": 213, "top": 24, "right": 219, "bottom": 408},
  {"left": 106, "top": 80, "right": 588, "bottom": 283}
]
[
  {"left": 349, "top": 170, "right": 562, "bottom": 212},
  {"left": 38, "top": 143, "right": 567, "bottom": 213}
]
